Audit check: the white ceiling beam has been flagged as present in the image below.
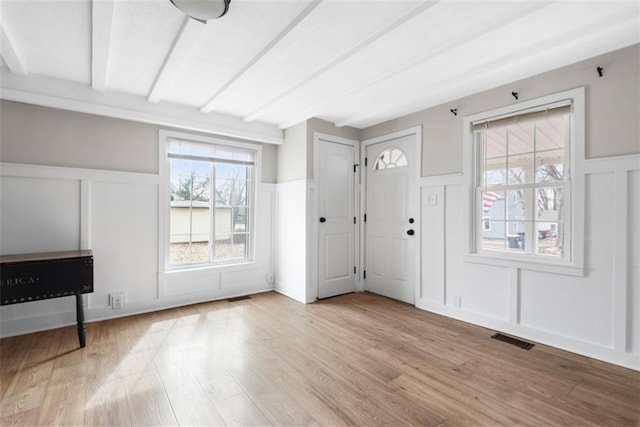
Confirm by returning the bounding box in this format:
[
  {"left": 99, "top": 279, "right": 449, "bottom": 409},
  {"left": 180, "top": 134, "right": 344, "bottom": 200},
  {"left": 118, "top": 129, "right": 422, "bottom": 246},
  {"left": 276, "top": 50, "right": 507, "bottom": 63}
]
[
  {"left": 337, "top": 9, "right": 640, "bottom": 129},
  {"left": 0, "top": 70, "right": 283, "bottom": 144},
  {"left": 242, "top": 1, "right": 439, "bottom": 123},
  {"left": 200, "top": 0, "right": 323, "bottom": 114},
  {"left": 91, "top": 0, "right": 116, "bottom": 92},
  {"left": 148, "top": 17, "right": 205, "bottom": 103},
  {"left": 0, "top": 23, "right": 27, "bottom": 76},
  {"left": 277, "top": 1, "right": 554, "bottom": 130}
]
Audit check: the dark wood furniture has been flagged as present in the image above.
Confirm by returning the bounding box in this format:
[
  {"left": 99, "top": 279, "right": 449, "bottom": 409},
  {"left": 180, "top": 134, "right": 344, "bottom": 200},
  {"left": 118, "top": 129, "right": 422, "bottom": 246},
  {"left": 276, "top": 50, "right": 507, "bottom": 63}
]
[{"left": 0, "top": 250, "right": 93, "bottom": 347}]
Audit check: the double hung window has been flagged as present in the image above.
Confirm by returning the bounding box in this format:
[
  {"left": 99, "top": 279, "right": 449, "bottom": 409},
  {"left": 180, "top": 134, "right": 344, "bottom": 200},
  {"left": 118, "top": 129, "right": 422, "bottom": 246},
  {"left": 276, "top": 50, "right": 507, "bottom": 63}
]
[
  {"left": 464, "top": 88, "right": 585, "bottom": 273},
  {"left": 474, "top": 104, "right": 570, "bottom": 258}
]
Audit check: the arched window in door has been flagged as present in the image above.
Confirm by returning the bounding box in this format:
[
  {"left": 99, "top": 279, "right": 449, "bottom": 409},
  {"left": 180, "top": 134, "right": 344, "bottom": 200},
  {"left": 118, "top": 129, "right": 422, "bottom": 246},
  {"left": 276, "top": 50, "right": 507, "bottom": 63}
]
[{"left": 374, "top": 147, "right": 408, "bottom": 170}]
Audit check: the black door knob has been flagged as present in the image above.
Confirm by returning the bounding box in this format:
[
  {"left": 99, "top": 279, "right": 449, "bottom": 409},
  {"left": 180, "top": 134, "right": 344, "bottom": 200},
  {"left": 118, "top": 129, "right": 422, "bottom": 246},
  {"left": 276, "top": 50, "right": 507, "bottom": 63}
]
[
  {"left": 409, "top": 218, "right": 415, "bottom": 224},
  {"left": 407, "top": 229, "right": 415, "bottom": 236},
  {"left": 319, "top": 217, "right": 327, "bottom": 223}
]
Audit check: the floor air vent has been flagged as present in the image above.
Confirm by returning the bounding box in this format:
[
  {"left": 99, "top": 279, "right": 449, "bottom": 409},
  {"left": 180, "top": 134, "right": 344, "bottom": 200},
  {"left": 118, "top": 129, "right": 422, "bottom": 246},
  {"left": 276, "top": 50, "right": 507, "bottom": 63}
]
[
  {"left": 491, "top": 333, "right": 535, "bottom": 350},
  {"left": 226, "top": 295, "right": 251, "bottom": 302}
]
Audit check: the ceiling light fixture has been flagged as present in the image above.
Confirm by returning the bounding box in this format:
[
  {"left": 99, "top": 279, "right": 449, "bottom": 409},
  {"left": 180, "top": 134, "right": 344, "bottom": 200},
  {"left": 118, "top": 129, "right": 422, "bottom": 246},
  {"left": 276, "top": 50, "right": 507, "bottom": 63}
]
[{"left": 170, "top": 0, "right": 231, "bottom": 21}]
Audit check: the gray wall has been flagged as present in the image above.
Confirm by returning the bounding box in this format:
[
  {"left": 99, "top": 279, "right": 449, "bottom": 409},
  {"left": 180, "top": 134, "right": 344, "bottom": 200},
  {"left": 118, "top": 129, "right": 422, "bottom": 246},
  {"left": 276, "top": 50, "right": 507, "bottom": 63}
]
[
  {"left": 306, "top": 118, "right": 360, "bottom": 180},
  {"left": 361, "top": 43, "right": 640, "bottom": 177},
  {"left": 276, "top": 118, "right": 360, "bottom": 183},
  {"left": 0, "top": 100, "right": 278, "bottom": 182},
  {"left": 277, "top": 120, "right": 307, "bottom": 183}
]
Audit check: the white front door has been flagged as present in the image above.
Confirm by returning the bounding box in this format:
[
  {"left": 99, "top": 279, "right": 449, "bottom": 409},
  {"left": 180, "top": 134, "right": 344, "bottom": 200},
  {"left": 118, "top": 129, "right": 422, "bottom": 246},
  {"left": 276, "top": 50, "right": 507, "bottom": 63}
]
[
  {"left": 317, "top": 138, "right": 356, "bottom": 299},
  {"left": 364, "top": 132, "right": 418, "bottom": 304}
]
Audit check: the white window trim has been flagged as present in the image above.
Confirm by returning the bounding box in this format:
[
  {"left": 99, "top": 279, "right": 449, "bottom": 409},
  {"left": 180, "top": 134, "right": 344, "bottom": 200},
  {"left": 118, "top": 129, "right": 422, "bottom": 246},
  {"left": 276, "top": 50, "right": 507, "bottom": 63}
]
[
  {"left": 158, "top": 129, "right": 262, "bottom": 274},
  {"left": 462, "top": 87, "right": 585, "bottom": 276}
]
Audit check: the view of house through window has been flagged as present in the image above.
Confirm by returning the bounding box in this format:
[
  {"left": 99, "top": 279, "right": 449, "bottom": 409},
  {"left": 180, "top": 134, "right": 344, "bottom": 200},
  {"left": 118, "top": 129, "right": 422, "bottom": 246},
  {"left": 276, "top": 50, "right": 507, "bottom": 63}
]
[
  {"left": 473, "top": 104, "right": 570, "bottom": 258},
  {"left": 167, "top": 138, "right": 254, "bottom": 267}
]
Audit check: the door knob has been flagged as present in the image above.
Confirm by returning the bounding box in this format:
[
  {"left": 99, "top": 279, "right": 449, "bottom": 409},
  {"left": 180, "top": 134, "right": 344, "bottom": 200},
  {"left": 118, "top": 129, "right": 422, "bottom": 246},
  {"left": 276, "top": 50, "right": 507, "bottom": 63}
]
[
  {"left": 409, "top": 218, "right": 415, "bottom": 224},
  {"left": 319, "top": 217, "right": 327, "bottom": 223},
  {"left": 407, "top": 229, "right": 415, "bottom": 236}
]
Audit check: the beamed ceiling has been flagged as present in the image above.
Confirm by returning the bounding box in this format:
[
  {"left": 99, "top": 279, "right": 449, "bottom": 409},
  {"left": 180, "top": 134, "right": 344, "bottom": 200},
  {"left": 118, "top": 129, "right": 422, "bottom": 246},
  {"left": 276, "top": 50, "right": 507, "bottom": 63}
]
[{"left": 0, "top": 0, "right": 638, "bottom": 144}]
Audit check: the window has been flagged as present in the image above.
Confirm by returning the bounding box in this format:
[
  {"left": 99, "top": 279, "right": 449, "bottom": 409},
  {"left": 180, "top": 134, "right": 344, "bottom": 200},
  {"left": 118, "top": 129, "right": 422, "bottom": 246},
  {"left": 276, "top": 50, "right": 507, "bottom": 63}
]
[
  {"left": 374, "top": 147, "right": 408, "bottom": 170},
  {"left": 160, "top": 132, "right": 258, "bottom": 269},
  {"left": 463, "top": 88, "right": 585, "bottom": 274}
]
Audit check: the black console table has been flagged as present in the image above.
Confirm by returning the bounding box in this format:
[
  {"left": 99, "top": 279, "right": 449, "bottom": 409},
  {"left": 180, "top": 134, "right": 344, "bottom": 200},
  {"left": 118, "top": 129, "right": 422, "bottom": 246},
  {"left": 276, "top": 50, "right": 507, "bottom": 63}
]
[{"left": 0, "top": 250, "right": 94, "bottom": 348}]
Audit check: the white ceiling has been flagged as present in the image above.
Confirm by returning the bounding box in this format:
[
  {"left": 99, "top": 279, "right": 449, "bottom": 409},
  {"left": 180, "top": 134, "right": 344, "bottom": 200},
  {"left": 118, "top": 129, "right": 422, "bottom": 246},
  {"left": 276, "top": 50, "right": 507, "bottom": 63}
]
[{"left": 0, "top": 0, "right": 638, "bottom": 143}]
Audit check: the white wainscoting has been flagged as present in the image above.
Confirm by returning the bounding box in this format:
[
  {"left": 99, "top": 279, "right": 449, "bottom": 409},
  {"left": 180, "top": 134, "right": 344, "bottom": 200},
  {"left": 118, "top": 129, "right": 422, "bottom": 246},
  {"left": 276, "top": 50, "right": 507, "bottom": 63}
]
[
  {"left": 0, "top": 163, "right": 275, "bottom": 338},
  {"left": 417, "top": 155, "right": 640, "bottom": 370},
  {"left": 274, "top": 179, "right": 308, "bottom": 303}
]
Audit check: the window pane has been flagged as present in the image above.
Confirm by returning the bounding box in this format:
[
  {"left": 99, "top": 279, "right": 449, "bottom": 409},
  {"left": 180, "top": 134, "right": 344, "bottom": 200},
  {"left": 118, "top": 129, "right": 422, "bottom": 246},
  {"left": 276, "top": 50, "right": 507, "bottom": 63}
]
[
  {"left": 507, "top": 123, "right": 533, "bottom": 155},
  {"left": 485, "top": 127, "right": 506, "bottom": 159},
  {"left": 536, "top": 187, "right": 564, "bottom": 220},
  {"left": 169, "top": 203, "right": 211, "bottom": 265},
  {"left": 215, "top": 178, "right": 231, "bottom": 206},
  {"left": 535, "top": 116, "right": 566, "bottom": 151},
  {"left": 507, "top": 153, "right": 534, "bottom": 185},
  {"left": 233, "top": 207, "right": 248, "bottom": 232},
  {"left": 374, "top": 147, "right": 408, "bottom": 170},
  {"left": 214, "top": 233, "right": 247, "bottom": 260},
  {"left": 231, "top": 180, "right": 248, "bottom": 207},
  {"left": 482, "top": 129, "right": 506, "bottom": 186},
  {"left": 169, "top": 157, "right": 211, "bottom": 265},
  {"left": 481, "top": 190, "right": 505, "bottom": 220},
  {"left": 171, "top": 160, "right": 211, "bottom": 202},
  {"left": 215, "top": 163, "right": 234, "bottom": 179},
  {"left": 482, "top": 221, "right": 506, "bottom": 252},
  {"left": 506, "top": 190, "right": 527, "bottom": 221},
  {"left": 536, "top": 187, "right": 564, "bottom": 257},
  {"left": 506, "top": 222, "right": 526, "bottom": 253},
  {"left": 536, "top": 149, "right": 565, "bottom": 183},
  {"left": 484, "top": 157, "right": 506, "bottom": 186},
  {"left": 170, "top": 242, "right": 210, "bottom": 265}
]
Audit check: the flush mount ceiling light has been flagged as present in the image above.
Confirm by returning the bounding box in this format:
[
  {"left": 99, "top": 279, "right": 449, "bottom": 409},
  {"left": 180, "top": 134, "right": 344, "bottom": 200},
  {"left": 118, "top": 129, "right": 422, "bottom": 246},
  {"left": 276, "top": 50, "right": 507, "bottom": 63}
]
[{"left": 170, "top": 0, "right": 231, "bottom": 21}]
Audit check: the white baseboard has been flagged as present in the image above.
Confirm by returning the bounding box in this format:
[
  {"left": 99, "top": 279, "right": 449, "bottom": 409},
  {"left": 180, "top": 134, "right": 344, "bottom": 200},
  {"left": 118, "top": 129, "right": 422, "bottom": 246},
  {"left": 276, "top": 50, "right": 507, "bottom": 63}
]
[
  {"left": 0, "top": 284, "right": 274, "bottom": 339},
  {"left": 274, "top": 282, "right": 307, "bottom": 304},
  {"left": 416, "top": 298, "right": 640, "bottom": 371}
]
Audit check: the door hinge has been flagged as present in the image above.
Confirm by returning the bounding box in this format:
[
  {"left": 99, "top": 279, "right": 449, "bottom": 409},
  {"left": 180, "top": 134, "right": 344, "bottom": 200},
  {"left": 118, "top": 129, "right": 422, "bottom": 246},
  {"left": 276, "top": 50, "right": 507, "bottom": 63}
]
[
  {"left": 354, "top": 216, "right": 356, "bottom": 224},
  {"left": 353, "top": 164, "right": 359, "bottom": 173},
  {"left": 363, "top": 270, "right": 366, "bottom": 279},
  {"left": 354, "top": 266, "right": 356, "bottom": 274},
  {"left": 364, "top": 213, "right": 367, "bottom": 222},
  {"left": 365, "top": 157, "right": 368, "bottom": 166}
]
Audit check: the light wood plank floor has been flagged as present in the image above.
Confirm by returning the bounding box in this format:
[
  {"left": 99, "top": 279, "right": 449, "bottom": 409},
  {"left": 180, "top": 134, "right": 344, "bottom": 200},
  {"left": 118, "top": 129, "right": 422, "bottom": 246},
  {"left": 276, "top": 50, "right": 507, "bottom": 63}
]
[{"left": 1, "top": 291, "right": 638, "bottom": 426}]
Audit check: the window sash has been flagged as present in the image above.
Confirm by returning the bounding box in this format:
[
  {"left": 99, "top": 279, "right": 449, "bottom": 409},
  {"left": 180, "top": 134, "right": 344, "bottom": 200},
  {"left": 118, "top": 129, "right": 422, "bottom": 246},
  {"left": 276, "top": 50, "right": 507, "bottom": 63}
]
[
  {"left": 474, "top": 181, "right": 569, "bottom": 258},
  {"left": 472, "top": 107, "right": 571, "bottom": 261},
  {"left": 166, "top": 139, "right": 256, "bottom": 269}
]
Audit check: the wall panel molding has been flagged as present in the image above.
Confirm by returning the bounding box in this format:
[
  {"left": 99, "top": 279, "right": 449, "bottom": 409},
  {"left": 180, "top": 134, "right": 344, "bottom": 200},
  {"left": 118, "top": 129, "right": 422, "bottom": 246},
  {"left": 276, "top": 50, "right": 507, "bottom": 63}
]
[{"left": 416, "top": 154, "right": 639, "bottom": 370}]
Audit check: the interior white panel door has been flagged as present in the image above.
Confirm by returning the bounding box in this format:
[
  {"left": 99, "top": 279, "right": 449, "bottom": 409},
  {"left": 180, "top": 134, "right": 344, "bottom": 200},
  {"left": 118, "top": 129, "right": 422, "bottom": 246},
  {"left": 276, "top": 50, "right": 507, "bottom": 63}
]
[
  {"left": 365, "top": 134, "right": 417, "bottom": 304},
  {"left": 318, "top": 139, "right": 356, "bottom": 299}
]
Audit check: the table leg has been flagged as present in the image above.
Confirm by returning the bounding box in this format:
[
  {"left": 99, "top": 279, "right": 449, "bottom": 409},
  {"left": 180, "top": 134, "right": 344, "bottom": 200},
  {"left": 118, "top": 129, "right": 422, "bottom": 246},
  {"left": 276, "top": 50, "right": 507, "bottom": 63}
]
[{"left": 76, "top": 294, "right": 86, "bottom": 348}]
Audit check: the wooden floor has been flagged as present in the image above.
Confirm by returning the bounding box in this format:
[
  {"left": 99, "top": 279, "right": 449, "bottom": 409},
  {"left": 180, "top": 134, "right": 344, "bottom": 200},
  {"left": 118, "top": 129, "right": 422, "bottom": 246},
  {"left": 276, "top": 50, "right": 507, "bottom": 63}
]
[{"left": 1, "top": 291, "right": 638, "bottom": 426}]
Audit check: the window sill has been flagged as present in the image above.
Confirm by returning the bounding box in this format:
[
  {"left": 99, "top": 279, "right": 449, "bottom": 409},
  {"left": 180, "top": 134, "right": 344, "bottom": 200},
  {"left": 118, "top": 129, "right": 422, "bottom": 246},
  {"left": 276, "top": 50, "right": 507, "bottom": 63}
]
[
  {"left": 162, "top": 260, "right": 257, "bottom": 276},
  {"left": 463, "top": 253, "right": 584, "bottom": 277}
]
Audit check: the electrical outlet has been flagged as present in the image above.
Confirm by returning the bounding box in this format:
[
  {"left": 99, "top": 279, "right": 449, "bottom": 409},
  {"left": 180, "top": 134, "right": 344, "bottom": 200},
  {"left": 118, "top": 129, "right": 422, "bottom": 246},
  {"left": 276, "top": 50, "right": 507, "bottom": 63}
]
[
  {"left": 110, "top": 292, "right": 125, "bottom": 309},
  {"left": 266, "top": 273, "right": 275, "bottom": 284},
  {"left": 427, "top": 194, "right": 438, "bottom": 206}
]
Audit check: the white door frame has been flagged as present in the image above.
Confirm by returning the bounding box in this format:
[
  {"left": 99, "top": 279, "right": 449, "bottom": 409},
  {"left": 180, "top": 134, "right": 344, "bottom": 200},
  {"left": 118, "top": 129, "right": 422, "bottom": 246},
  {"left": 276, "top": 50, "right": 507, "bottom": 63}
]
[
  {"left": 360, "top": 126, "right": 422, "bottom": 303},
  {"left": 311, "top": 132, "right": 360, "bottom": 301}
]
